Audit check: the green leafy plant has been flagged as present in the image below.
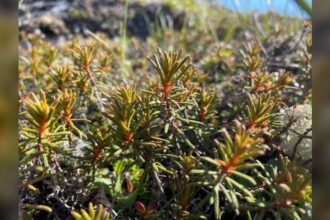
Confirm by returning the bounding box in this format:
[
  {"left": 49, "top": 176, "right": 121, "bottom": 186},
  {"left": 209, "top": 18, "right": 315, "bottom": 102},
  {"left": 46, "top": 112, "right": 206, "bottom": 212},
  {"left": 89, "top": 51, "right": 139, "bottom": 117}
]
[
  {"left": 71, "top": 202, "right": 111, "bottom": 220},
  {"left": 104, "top": 85, "right": 139, "bottom": 147},
  {"left": 294, "top": 0, "right": 312, "bottom": 17},
  {"left": 147, "top": 48, "right": 191, "bottom": 99},
  {"left": 245, "top": 93, "right": 280, "bottom": 131},
  {"left": 21, "top": 90, "right": 68, "bottom": 171},
  {"left": 253, "top": 155, "right": 312, "bottom": 219},
  {"left": 19, "top": 3, "right": 312, "bottom": 218}
]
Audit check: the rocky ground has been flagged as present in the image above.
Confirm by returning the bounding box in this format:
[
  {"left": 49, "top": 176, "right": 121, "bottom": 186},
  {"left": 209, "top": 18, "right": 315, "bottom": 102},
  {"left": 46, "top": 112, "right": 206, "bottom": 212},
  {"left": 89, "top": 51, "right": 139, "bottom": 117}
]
[{"left": 19, "top": 0, "right": 185, "bottom": 42}]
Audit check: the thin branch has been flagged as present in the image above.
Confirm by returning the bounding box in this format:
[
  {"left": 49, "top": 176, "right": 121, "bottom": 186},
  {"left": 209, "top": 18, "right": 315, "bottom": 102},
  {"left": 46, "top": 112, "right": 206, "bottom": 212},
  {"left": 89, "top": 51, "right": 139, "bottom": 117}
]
[{"left": 291, "top": 127, "right": 312, "bottom": 160}]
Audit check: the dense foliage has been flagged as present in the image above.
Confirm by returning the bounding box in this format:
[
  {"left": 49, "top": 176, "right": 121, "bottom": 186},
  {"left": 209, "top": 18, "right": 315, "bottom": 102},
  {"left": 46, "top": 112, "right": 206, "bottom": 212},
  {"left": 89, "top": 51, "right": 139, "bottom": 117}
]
[{"left": 19, "top": 1, "right": 311, "bottom": 219}]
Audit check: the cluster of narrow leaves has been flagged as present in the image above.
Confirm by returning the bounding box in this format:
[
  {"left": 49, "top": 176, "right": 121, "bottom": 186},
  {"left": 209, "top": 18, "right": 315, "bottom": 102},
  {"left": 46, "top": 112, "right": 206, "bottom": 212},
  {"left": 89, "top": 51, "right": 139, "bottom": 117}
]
[
  {"left": 19, "top": 31, "right": 311, "bottom": 219},
  {"left": 71, "top": 202, "right": 111, "bottom": 220}
]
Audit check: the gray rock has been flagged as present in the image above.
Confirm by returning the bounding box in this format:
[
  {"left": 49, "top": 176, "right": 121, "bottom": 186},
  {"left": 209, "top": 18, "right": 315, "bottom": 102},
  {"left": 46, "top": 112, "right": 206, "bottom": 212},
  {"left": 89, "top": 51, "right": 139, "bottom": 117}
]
[
  {"left": 280, "top": 104, "right": 312, "bottom": 161},
  {"left": 19, "top": 0, "right": 185, "bottom": 41}
]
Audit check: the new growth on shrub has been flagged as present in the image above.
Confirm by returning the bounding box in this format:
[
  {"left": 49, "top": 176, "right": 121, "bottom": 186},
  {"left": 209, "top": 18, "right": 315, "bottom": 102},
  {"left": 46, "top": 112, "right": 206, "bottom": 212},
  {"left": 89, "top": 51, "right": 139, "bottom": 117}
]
[{"left": 19, "top": 1, "right": 311, "bottom": 219}]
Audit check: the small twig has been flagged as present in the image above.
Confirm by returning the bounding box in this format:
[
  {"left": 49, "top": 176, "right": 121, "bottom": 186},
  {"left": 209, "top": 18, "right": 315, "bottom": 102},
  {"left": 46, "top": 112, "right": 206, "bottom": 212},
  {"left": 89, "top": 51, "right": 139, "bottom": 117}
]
[
  {"left": 266, "top": 62, "right": 301, "bottom": 70},
  {"left": 289, "top": 27, "right": 307, "bottom": 54},
  {"left": 253, "top": 13, "right": 265, "bottom": 37},
  {"left": 153, "top": 169, "right": 165, "bottom": 194},
  {"left": 288, "top": 128, "right": 312, "bottom": 139},
  {"left": 291, "top": 127, "right": 312, "bottom": 160},
  {"left": 86, "top": 67, "right": 105, "bottom": 113}
]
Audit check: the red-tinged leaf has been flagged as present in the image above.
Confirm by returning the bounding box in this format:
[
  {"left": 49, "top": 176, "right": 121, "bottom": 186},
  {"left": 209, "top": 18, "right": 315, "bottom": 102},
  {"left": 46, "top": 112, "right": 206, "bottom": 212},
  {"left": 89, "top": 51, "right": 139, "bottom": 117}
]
[{"left": 135, "top": 201, "right": 146, "bottom": 214}]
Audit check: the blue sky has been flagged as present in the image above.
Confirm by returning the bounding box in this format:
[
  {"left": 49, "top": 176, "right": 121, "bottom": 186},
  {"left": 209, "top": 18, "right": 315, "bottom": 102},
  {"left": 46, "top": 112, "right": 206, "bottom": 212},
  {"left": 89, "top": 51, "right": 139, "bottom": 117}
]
[{"left": 219, "top": 0, "right": 312, "bottom": 18}]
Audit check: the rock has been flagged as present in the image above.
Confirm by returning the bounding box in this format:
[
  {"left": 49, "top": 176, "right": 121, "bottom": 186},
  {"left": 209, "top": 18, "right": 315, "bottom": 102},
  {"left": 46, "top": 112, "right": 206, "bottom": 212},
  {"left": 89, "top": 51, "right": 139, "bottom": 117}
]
[
  {"left": 280, "top": 104, "right": 312, "bottom": 161},
  {"left": 19, "top": 0, "right": 185, "bottom": 41},
  {"left": 37, "top": 14, "right": 70, "bottom": 37}
]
